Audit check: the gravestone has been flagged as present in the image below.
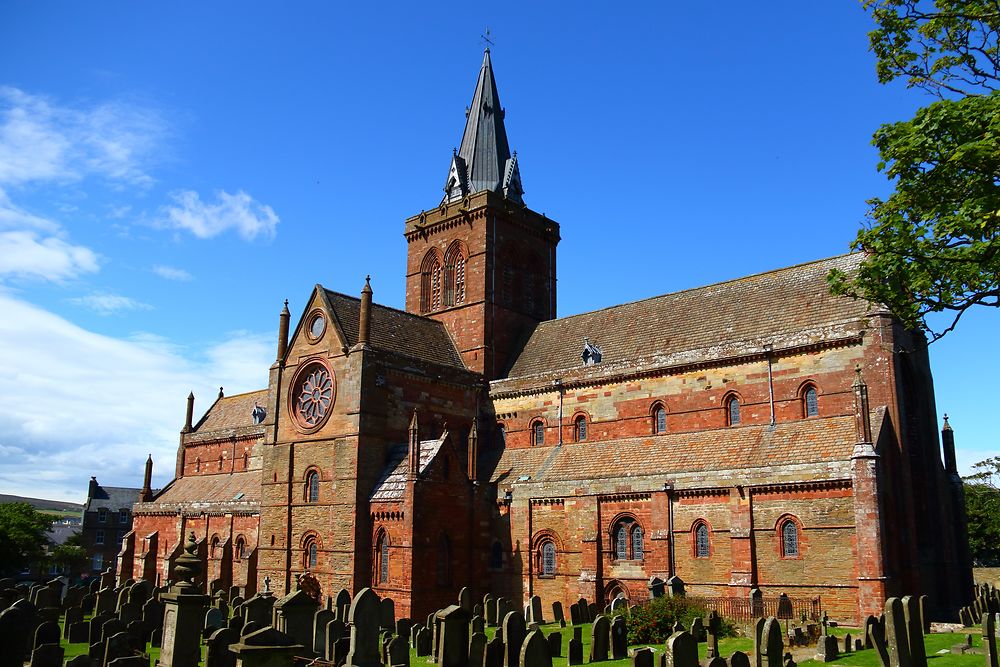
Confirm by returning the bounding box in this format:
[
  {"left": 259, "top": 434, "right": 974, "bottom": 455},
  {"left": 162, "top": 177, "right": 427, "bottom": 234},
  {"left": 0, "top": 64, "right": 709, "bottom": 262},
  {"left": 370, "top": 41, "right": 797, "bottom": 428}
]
[
  {"left": 843, "top": 634, "right": 853, "bottom": 654},
  {"left": 919, "top": 596, "right": 930, "bottom": 635},
  {"left": 552, "top": 602, "right": 565, "bottom": 627},
  {"left": 0, "top": 603, "right": 34, "bottom": 667},
  {"left": 590, "top": 615, "right": 610, "bottom": 662},
  {"left": 141, "top": 598, "right": 163, "bottom": 632},
  {"left": 706, "top": 611, "right": 721, "bottom": 658},
  {"left": 204, "top": 607, "right": 226, "bottom": 635},
  {"left": 149, "top": 628, "right": 161, "bottom": 648},
  {"left": 520, "top": 629, "right": 552, "bottom": 667},
  {"left": 647, "top": 577, "right": 665, "bottom": 599},
  {"left": 242, "top": 594, "right": 275, "bottom": 626},
  {"left": 29, "top": 644, "right": 63, "bottom": 667},
  {"left": 273, "top": 587, "right": 319, "bottom": 654},
  {"left": 336, "top": 588, "right": 352, "bottom": 621},
  {"left": 314, "top": 608, "right": 336, "bottom": 656},
  {"left": 666, "top": 575, "right": 685, "bottom": 598},
  {"left": 69, "top": 621, "right": 90, "bottom": 644},
  {"left": 415, "top": 627, "right": 432, "bottom": 657},
  {"left": 902, "top": 595, "right": 927, "bottom": 667},
  {"left": 663, "top": 631, "right": 697, "bottom": 667},
  {"left": 485, "top": 636, "right": 505, "bottom": 667},
  {"left": 388, "top": 635, "right": 409, "bottom": 667},
  {"left": 33, "top": 620, "right": 60, "bottom": 649},
  {"left": 503, "top": 610, "right": 527, "bottom": 667},
  {"left": 730, "top": 651, "right": 752, "bottom": 667},
  {"left": 568, "top": 627, "right": 583, "bottom": 666},
  {"left": 65, "top": 607, "right": 84, "bottom": 638},
  {"left": 633, "top": 647, "right": 654, "bottom": 667},
  {"left": 529, "top": 595, "right": 543, "bottom": 624},
  {"left": 864, "top": 615, "right": 878, "bottom": 650},
  {"left": 103, "top": 631, "right": 133, "bottom": 667},
  {"left": 325, "top": 619, "right": 347, "bottom": 661},
  {"left": 706, "top": 658, "right": 726, "bottom": 667},
  {"left": 588, "top": 603, "right": 598, "bottom": 620},
  {"left": 673, "top": 621, "right": 684, "bottom": 634},
  {"left": 570, "top": 603, "right": 582, "bottom": 626},
  {"left": 101, "top": 618, "right": 126, "bottom": 645},
  {"left": 458, "top": 587, "right": 472, "bottom": 613},
  {"left": 228, "top": 626, "right": 302, "bottom": 667},
  {"left": 345, "top": 588, "right": 382, "bottom": 667},
  {"left": 396, "top": 618, "right": 412, "bottom": 641},
  {"left": 547, "top": 631, "right": 562, "bottom": 657},
  {"left": 690, "top": 617, "right": 706, "bottom": 642},
  {"left": 205, "top": 627, "right": 239, "bottom": 667},
  {"left": 885, "top": 597, "right": 912, "bottom": 667},
  {"left": 485, "top": 595, "right": 497, "bottom": 627},
  {"left": 438, "top": 605, "right": 472, "bottom": 667},
  {"left": 65, "top": 656, "right": 92, "bottom": 667},
  {"left": 869, "top": 615, "right": 891, "bottom": 667},
  {"left": 381, "top": 598, "right": 395, "bottom": 631},
  {"left": 760, "top": 617, "right": 784, "bottom": 667},
  {"left": 470, "top": 632, "right": 488, "bottom": 667},
  {"left": 984, "top": 612, "right": 998, "bottom": 667},
  {"left": 815, "top": 635, "right": 838, "bottom": 662},
  {"left": 611, "top": 615, "right": 627, "bottom": 660},
  {"left": 242, "top": 621, "right": 264, "bottom": 638},
  {"left": 159, "top": 532, "right": 211, "bottom": 667},
  {"left": 473, "top": 615, "right": 485, "bottom": 636}
]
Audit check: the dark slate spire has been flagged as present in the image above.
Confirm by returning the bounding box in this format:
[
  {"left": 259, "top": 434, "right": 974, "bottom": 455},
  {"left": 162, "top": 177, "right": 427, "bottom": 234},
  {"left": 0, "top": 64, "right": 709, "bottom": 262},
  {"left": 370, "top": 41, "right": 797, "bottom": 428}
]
[{"left": 444, "top": 49, "right": 523, "bottom": 204}]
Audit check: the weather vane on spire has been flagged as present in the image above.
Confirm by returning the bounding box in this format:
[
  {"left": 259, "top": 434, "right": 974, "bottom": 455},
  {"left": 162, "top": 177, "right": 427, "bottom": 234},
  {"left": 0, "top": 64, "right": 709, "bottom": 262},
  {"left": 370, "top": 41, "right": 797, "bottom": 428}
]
[{"left": 481, "top": 27, "right": 495, "bottom": 50}]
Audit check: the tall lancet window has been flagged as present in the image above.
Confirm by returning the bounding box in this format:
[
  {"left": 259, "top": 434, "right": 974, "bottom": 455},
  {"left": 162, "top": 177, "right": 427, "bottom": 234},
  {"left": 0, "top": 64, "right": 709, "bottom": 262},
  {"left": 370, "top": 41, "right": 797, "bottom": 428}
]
[
  {"left": 420, "top": 250, "right": 443, "bottom": 313},
  {"left": 444, "top": 244, "right": 467, "bottom": 308}
]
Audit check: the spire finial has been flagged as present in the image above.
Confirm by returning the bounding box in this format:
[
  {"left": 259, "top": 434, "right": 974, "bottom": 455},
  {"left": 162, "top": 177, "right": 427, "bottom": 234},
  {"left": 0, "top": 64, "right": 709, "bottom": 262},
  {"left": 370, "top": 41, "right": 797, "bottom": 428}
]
[
  {"left": 481, "top": 27, "right": 494, "bottom": 51},
  {"left": 943, "top": 413, "right": 952, "bottom": 430}
]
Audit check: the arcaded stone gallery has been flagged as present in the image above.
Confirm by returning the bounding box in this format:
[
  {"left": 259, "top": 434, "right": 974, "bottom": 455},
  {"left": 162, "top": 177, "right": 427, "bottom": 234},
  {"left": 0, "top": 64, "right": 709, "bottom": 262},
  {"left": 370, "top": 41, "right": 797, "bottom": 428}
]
[{"left": 122, "top": 50, "right": 972, "bottom": 624}]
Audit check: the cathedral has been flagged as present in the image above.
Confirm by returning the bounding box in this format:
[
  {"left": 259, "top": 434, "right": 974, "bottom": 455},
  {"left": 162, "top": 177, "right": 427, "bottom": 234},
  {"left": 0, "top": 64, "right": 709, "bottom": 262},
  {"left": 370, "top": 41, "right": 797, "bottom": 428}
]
[{"left": 122, "top": 50, "right": 972, "bottom": 624}]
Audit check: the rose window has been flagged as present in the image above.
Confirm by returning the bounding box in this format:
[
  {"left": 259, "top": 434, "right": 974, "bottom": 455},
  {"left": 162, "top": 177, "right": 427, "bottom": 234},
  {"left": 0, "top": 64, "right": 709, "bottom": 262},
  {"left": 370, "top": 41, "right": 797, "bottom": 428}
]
[{"left": 296, "top": 364, "right": 333, "bottom": 426}]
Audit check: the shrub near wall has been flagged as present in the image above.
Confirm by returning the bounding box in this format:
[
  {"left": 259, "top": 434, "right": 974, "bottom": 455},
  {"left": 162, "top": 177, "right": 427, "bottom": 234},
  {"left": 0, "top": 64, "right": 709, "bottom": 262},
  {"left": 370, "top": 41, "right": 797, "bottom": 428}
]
[{"left": 616, "top": 596, "right": 717, "bottom": 645}]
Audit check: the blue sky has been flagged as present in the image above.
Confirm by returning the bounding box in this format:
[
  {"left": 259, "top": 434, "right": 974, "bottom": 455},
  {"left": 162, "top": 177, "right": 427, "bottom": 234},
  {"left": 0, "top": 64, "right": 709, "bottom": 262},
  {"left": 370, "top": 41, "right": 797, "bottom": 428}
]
[{"left": 0, "top": 2, "right": 994, "bottom": 501}]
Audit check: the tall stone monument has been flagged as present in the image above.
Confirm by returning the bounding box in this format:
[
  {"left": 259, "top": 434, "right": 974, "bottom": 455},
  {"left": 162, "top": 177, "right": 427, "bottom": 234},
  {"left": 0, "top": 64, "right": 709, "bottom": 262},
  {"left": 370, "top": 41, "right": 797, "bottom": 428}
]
[{"left": 159, "top": 531, "right": 211, "bottom": 667}]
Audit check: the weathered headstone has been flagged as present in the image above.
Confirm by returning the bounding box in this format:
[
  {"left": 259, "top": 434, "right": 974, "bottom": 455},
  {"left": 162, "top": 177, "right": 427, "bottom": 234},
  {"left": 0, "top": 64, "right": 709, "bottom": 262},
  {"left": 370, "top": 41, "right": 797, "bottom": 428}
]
[
  {"left": 415, "top": 627, "right": 432, "bottom": 657},
  {"left": 984, "top": 612, "right": 998, "bottom": 667},
  {"left": 273, "top": 587, "right": 319, "bottom": 654},
  {"left": 529, "top": 595, "right": 543, "bottom": 624},
  {"left": 29, "top": 644, "right": 64, "bottom": 667},
  {"left": 458, "top": 587, "right": 472, "bottom": 613},
  {"left": 844, "top": 634, "right": 853, "bottom": 654},
  {"left": 205, "top": 627, "right": 239, "bottom": 667},
  {"left": 663, "top": 631, "right": 698, "bottom": 667},
  {"left": 570, "top": 602, "right": 582, "bottom": 626},
  {"left": 335, "top": 588, "right": 352, "bottom": 622},
  {"left": 473, "top": 615, "right": 486, "bottom": 636},
  {"left": 611, "top": 615, "right": 628, "bottom": 660},
  {"left": 730, "top": 650, "right": 751, "bottom": 667},
  {"left": 590, "top": 615, "right": 610, "bottom": 662},
  {"left": 520, "top": 629, "right": 552, "bottom": 667},
  {"left": 864, "top": 615, "right": 878, "bottom": 650},
  {"left": 314, "top": 608, "right": 336, "bottom": 656},
  {"left": 547, "top": 631, "right": 562, "bottom": 658},
  {"left": 381, "top": 598, "right": 395, "bottom": 631},
  {"left": 815, "top": 634, "right": 838, "bottom": 662},
  {"left": 228, "top": 626, "right": 302, "bottom": 667},
  {"left": 902, "top": 595, "right": 927, "bottom": 667},
  {"left": 33, "top": 620, "right": 60, "bottom": 649},
  {"left": 69, "top": 621, "right": 90, "bottom": 644},
  {"left": 568, "top": 627, "right": 583, "bottom": 666},
  {"left": 760, "top": 618, "right": 783, "bottom": 667},
  {"left": 633, "top": 647, "right": 654, "bottom": 667},
  {"left": 706, "top": 611, "right": 721, "bottom": 658},
  {"left": 103, "top": 631, "right": 133, "bottom": 667},
  {"left": 204, "top": 607, "right": 226, "bottom": 635},
  {"left": 470, "top": 632, "right": 488, "bottom": 667},
  {"left": 345, "top": 588, "right": 382, "bottom": 667},
  {"left": 690, "top": 617, "right": 706, "bottom": 643},
  {"left": 885, "top": 597, "right": 912, "bottom": 667},
  {"left": 437, "top": 605, "right": 472, "bottom": 667},
  {"left": 647, "top": 577, "right": 665, "bottom": 599},
  {"left": 387, "top": 635, "right": 409, "bottom": 667},
  {"left": 666, "top": 575, "right": 685, "bottom": 598},
  {"left": 64, "top": 607, "right": 84, "bottom": 639},
  {"left": 503, "top": 610, "right": 527, "bottom": 667},
  {"left": 485, "top": 595, "right": 497, "bottom": 627},
  {"left": 485, "top": 636, "right": 505, "bottom": 667},
  {"left": 159, "top": 532, "right": 211, "bottom": 667}
]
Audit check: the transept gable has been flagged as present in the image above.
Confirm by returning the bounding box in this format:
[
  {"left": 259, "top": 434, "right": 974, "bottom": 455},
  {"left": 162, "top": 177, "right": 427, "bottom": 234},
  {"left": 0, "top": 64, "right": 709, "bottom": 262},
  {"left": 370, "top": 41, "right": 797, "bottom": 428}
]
[{"left": 283, "top": 285, "right": 350, "bottom": 363}]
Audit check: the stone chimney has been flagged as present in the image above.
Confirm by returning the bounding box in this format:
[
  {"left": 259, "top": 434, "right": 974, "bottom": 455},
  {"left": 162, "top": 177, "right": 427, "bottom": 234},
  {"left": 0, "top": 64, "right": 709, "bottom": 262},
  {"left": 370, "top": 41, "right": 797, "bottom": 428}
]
[{"left": 88, "top": 476, "right": 99, "bottom": 501}]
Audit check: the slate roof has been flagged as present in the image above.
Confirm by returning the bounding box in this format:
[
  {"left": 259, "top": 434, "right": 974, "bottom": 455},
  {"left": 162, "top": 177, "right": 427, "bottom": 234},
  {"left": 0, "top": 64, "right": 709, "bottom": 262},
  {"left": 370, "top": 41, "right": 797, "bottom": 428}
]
[
  {"left": 443, "top": 49, "right": 521, "bottom": 204},
  {"left": 85, "top": 484, "right": 142, "bottom": 511},
  {"left": 370, "top": 436, "right": 446, "bottom": 501},
  {"left": 138, "top": 470, "right": 261, "bottom": 512},
  {"left": 194, "top": 389, "right": 269, "bottom": 433},
  {"left": 488, "top": 415, "right": 858, "bottom": 486},
  {"left": 501, "top": 254, "right": 869, "bottom": 385},
  {"left": 324, "top": 290, "right": 465, "bottom": 369}
]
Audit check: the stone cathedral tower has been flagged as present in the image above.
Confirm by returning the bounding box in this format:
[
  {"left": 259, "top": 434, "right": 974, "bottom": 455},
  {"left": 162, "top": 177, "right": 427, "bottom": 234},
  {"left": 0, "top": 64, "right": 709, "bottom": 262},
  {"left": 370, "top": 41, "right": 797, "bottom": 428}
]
[{"left": 403, "top": 49, "right": 560, "bottom": 379}]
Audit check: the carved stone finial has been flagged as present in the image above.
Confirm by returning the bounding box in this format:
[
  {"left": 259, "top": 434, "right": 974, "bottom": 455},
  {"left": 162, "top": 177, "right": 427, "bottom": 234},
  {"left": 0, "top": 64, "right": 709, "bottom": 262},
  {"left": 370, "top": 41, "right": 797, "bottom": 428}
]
[{"left": 172, "top": 531, "right": 202, "bottom": 591}]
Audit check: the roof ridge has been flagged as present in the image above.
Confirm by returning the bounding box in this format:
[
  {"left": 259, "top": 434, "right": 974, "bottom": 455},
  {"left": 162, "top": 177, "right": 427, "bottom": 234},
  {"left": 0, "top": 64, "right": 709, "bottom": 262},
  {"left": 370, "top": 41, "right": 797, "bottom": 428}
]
[
  {"left": 216, "top": 388, "right": 268, "bottom": 401},
  {"left": 537, "top": 252, "right": 859, "bottom": 327},
  {"left": 324, "top": 288, "right": 449, "bottom": 327}
]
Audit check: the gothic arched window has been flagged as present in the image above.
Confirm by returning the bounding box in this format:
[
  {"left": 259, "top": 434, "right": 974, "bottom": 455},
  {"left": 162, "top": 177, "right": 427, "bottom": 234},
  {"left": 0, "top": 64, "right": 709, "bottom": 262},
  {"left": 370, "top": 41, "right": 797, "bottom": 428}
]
[
  {"left": 695, "top": 522, "right": 710, "bottom": 558},
  {"left": 803, "top": 385, "right": 819, "bottom": 417},
  {"left": 304, "top": 537, "right": 318, "bottom": 569},
  {"left": 781, "top": 520, "right": 799, "bottom": 558},
  {"left": 653, "top": 404, "right": 667, "bottom": 434},
  {"left": 632, "top": 524, "right": 644, "bottom": 560},
  {"left": 575, "top": 415, "right": 587, "bottom": 442},
  {"left": 615, "top": 523, "right": 628, "bottom": 560},
  {"left": 420, "top": 250, "right": 443, "bottom": 313},
  {"left": 443, "top": 244, "right": 466, "bottom": 308},
  {"left": 305, "top": 470, "right": 319, "bottom": 503},
  {"left": 375, "top": 532, "right": 389, "bottom": 584},
  {"left": 234, "top": 536, "right": 246, "bottom": 561},
  {"left": 726, "top": 395, "right": 741, "bottom": 426}
]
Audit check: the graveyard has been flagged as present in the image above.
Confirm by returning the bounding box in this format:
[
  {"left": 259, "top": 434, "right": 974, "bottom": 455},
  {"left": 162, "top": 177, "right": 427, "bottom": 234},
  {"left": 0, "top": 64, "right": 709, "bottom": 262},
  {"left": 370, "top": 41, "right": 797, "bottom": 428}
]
[{"left": 1, "top": 534, "right": 996, "bottom": 667}]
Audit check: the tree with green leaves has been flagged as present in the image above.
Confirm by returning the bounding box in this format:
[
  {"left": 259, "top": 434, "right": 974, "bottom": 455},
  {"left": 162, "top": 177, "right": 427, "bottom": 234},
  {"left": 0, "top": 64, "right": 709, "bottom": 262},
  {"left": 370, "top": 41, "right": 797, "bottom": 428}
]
[
  {"left": 828, "top": 1, "right": 999, "bottom": 341},
  {"left": 50, "top": 531, "right": 87, "bottom": 576},
  {"left": 0, "top": 503, "right": 53, "bottom": 576},
  {"left": 963, "top": 456, "right": 1000, "bottom": 566}
]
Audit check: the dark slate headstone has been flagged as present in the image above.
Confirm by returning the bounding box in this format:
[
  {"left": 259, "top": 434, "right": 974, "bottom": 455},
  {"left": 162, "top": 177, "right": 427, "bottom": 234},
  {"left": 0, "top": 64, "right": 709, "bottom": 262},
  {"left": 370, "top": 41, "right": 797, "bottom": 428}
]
[
  {"left": 65, "top": 655, "right": 93, "bottom": 667},
  {"left": 485, "top": 636, "right": 504, "bottom": 667},
  {"left": 502, "top": 611, "right": 527, "bottom": 667},
  {"left": 33, "top": 620, "right": 60, "bottom": 649},
  {"left": 552, "top": 602, "right": 565, "bottom": 626},
  {"left": 546, "top": 631, "right": 562, "bottom": 658},
  {"left": 568, "top": 626, "right": 584, "bottom": 666},
  {"left": 29, "top": 644, "right": 64, "bottom": 667},
  {"left": 0, "top": 604, "right": 33, "bottom": 666},
  {"left": 470, "top": 632, "right": 488, "bottom": 667},
  {"left": 843, "top": 634, "right": 853, "bottom": 654},
  {"left": 387, "top": 635, "right": 409, "bottom": 667},
  {"left": 65, "top": 607, "right": 85, "bottom": 638},
  {"left": 761, "top": 618, "right": 784, "bottom": 667},
  {"left": 314, "top": 608, "right": 337, "bottom": 656},
  {"left": 204, "top": 606, "right": 226, "bottom": 635},
  {"left": 69, "top": 621, "right": 91, "bottom": 644},
  {"left": 107, "top": 657, "right": 148, "bottom": 667},
  {"left": 149, "top": 627, "right": 161, "bottom": 648},
  {"left": 103, "top": 631, "right": 133, "bottom": 667},
  {"left": 325, "top": 619, "right": 347, "bottom": 661},
  {"left": 611, "top": 615, "right": 627, "bottom": 659},
  {"left": 633, "top": 647, "right": 654, "bottom": 667},
  {"left": 345, "top": 587, "right": 382, "bottom": 667},
  {"left": 665, "top": 631, "right": 698, "bottom": 667},
  {"left": 519, "top": 629, "right": 551, "bottom": 667},
  {"left": 590, "top": 615, "right": 610, "bottom": 663},
  {"left": 729, "top": 650, "right": 752, "bottom": 667},
  {"left": 205, "top": 627, "right": 239, "bottom": 667},
  {"left": 101, "top": 618, "right": 126, "bottom": 645},
  {"left": 569, "top": 603, "right": 581, "bottom": 627}
]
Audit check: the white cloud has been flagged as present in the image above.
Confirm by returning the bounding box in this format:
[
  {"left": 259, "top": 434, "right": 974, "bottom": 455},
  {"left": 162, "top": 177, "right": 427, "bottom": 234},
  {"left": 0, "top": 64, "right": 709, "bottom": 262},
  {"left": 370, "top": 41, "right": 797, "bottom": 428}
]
[
  {"left": 69, "top": 292, "right": 152, "bottom": 315},
  {"left": 0, "top": 293, "right": 272, "bottom": 502},
  {"left": 0, "top": 230, "right": 99, "bottom": 282},
  {"left": 152, "top": 264, "right": 193, "bottom": 281},
  {"left": 162, "top": 189, "right": 279, "bottom": 240},
  {"left": 0, "top": 86, "right": 165, "bottom": 188}
]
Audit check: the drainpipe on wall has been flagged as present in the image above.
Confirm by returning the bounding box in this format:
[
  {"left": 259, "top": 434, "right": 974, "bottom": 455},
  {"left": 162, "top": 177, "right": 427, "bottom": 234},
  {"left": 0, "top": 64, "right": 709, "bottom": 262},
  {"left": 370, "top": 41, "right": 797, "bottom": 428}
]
[
  {"left": 666, "top": 483, "right": 676, "bottom": 578},
  {"left": 554, "top": 379, "right": 564, "bottom": 445},
  {"left": 764, "top": 344, "right": 776, "bottom": 426}
]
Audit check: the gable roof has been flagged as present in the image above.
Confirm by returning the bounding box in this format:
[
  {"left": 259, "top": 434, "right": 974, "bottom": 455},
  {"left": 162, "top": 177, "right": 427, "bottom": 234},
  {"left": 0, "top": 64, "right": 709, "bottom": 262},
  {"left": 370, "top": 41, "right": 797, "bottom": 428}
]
[
  {"left": 86, "top": 483, "right": 142, "bottom": 511},
  {"left": 487, "top": 415, "right": 858, "bottom": 487},
  {"left": 137, "top": 469, "right": 261, "bottom": 512},
  {"left": 323, "top": 289, "right": 465, "bottom": 369},
  {"left": 193, "top": 389, "right": 269, "bottom": 433},
  {"left": 501, "top": 254, "right": 869, "bottom": 385},
  {"left": 370, "top": 436, "right": 447, "bottom": 502}
]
